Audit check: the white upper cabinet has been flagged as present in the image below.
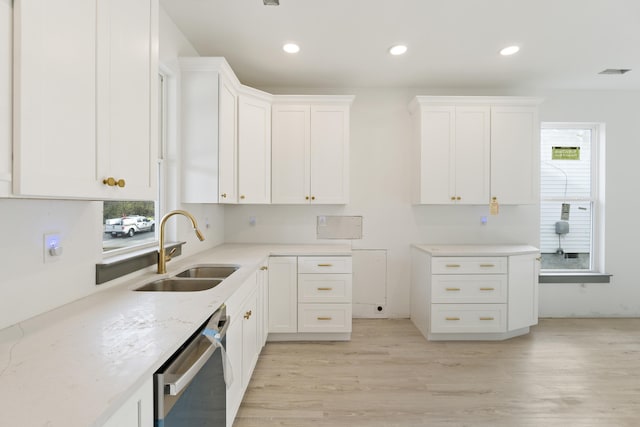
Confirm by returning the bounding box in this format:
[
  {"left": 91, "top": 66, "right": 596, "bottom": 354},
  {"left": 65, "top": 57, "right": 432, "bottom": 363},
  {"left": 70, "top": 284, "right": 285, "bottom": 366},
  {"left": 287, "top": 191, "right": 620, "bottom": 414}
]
[
  {"left": 410, "top": 96, "right": 541, "bottom": 205},
  {"left": 490, "top": 106, "right": 540, "bottom": 205},
  {"left": 218, "top": 74, "right": 238, "bottom": 204},
  {"left": 238, "top": 90, "right": 271, "bottom": 204},
  {"left": 271, "top": 96, "right": 353, "bottom": 204},
  {"left": 13, "top": 0, "right": 158, "bottom": 200}
]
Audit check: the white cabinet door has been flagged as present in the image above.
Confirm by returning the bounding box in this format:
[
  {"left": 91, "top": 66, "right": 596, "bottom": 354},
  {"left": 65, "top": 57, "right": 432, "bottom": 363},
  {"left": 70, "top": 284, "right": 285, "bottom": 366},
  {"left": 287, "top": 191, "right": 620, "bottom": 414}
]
[
  {"left": 508, "top": 253, "right": 539, "bottom": 331},
  {"left": 490, "top": 106, "right": 539, "bottom": 205},
  {"left": 13, "top": 0, "right": 99, "bottom": 198},
  {"left": 415, "top": 106, "right": 454, "bottom": 204},
  {"left": 454, "top": 106, "right": 490, "bottom": 204},
  {"left": 268, "top": 256, "right": 298, "bottom": 333},
  {"left": 13, "top": 0, "right": 157, "bottom": 200},
  {"left": 225, "top": 315, "right": 243, "bottom": 427},
  {"left": 238, "top": 94, "right": 271, "bottom": 204},
  {"left": 102, "top": 377, "right": 153, "bottom": 427},
  {"left": 218, "top": 74, "right": 238, "bottom": 203},
  {"left": 310, "top": 105, "right": 349, "bottom": 204},
  {"left": 96, "top": 0, "right": 157, "bottom": 200},
  {"left": 271, "top": 104, "right": 310, "bottom": 204},
  {"left": 241, "top": 288, "right": 259, "bottom": 388}
]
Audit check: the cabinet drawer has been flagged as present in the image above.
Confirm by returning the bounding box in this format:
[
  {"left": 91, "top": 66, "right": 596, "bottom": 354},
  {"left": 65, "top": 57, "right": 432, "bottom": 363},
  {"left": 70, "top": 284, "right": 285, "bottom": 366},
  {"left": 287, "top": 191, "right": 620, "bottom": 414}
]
[
  {"left": 431, "top": 304, "right": 506, "bottom": 333},
  {"left": 297, "top": 304, "right": 352, "bottom": 333},
  {"left": 298, "top": 274, "right": 352, "bottom": 303},
  {"left": 431, "top": 257, "right": 506, "bottom": 274},
  {"left": 431, "top": 275, "right": 507, "bottom": 303},
  {"left": 298, "top": 256, "right": 352, "bottom": 274}
]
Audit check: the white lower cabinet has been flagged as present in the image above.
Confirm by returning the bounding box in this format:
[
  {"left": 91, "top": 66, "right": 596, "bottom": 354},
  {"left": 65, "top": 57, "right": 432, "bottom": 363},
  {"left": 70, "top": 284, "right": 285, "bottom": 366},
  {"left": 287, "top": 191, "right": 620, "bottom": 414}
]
[
  {"left": 101, "top": 377, "right": 153, "bottom": 427},
  {"left": 225, "top": 270, "right": 265, "bottom": 427},
  {"left": 411, "top": 245, "right": 539, "bottom": 341},
  {"left": 268, "top": 255, "right": 352, "bottom": 341}
]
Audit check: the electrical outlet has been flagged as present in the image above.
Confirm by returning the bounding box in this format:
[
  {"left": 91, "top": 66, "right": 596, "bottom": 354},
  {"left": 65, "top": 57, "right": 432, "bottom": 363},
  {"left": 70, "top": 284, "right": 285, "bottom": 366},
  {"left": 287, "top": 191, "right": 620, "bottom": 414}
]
[{"left": 43, "top": 233, "right": 62, "bottom": 263}]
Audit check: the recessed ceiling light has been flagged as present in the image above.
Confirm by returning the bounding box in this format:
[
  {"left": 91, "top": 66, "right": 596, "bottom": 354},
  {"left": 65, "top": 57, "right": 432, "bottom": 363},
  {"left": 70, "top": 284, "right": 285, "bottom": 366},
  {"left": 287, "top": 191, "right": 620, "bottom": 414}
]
[
  {"left": 389, "top": 45, "right": 408, "bottom": 56},
  {"left": 283, "top": 43, "right": 300, "bottom": 54},
  {"left": 500, "top": 45, "right": 520, "bottom": 56}
]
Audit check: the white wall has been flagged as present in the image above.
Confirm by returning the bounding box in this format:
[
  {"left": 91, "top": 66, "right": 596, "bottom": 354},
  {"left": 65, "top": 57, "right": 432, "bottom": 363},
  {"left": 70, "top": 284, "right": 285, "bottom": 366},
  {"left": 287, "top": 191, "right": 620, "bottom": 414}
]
[
  {"left": 0, "top": 6, "right": 222, "bottom": 330},
  {"left": 0, "top": 0, "right": 11, "bottom": 196},
  {"left": 225, "top": 86, "right": 640, "bottom": 318}
]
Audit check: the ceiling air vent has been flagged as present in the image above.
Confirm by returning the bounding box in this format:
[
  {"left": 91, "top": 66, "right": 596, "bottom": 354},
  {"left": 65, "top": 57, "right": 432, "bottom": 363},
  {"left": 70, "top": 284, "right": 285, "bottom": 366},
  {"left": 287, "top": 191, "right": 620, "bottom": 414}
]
[
  {"left": 598, "top": 68, "right": 632, "bottom": 75},
  {"left": 263, "top": 0, "right": 279, "bottom": 5}
]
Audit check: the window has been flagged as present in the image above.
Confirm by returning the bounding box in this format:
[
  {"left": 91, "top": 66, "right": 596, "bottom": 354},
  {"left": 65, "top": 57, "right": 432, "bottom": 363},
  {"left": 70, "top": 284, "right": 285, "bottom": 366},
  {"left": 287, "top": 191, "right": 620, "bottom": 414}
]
[
  {"left": 540, "top": 123, "right": 605, "bottom": 273},
  {"left": 102, "top": 72, "right": 166, "bottom": 254}
]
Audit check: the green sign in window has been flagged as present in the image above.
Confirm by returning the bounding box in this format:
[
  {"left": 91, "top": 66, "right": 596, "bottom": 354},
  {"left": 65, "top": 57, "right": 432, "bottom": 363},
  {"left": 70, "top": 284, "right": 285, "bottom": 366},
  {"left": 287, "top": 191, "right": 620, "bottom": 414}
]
[{"left": 552, "top": 146, "right": 580, "bottom": 160}]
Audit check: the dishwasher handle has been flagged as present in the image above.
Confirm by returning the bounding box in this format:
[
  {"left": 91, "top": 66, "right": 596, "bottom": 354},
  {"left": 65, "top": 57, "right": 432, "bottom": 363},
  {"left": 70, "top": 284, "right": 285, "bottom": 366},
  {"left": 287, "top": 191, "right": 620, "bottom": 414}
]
[{"left": 165, "top": 315, "right": 230, "bottom": 396}]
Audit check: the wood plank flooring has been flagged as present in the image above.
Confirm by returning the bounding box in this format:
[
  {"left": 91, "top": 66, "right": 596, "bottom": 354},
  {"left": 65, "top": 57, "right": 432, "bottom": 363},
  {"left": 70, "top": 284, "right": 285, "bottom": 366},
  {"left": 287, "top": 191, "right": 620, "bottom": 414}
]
[{"left": 234, "top": 318, "right": 640, "bottom": 427}]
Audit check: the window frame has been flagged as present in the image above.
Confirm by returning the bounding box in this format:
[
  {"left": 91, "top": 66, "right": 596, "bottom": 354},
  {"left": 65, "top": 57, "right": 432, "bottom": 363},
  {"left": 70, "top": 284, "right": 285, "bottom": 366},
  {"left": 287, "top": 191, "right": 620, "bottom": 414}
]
[{"left": 540, "top": 122, "right": 606, "bottom": 275}]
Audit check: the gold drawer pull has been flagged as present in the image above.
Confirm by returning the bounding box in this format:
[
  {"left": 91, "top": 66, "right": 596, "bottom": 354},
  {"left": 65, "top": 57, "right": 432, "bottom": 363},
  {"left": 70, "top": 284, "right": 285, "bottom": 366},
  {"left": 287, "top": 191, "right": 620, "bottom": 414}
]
[
  {"left": 479, "top": 264, "right": 495, "bottom": 268},
  {"left": 317, "top": 316, "right": 332, "bottom": 321},
  {"left": 102, "top": 177, "right": 126, "bottom": 188},
  {"left": 244, "top": 310, "right": 252, "bottom": 319},
  {"left": 479, "top": 287, "right": 495, "bottom": 291},
  {"left": 317, "top": 263, "right": 333, "bottom": 267},
  {"left": 479, "top": 317, "right": 494, "bottom": 321},
  {"left": 317, "top": 287, "right": 333, "bottom": 291},
  {"left": 445, "top": 287, "right": 461, "bottom": 291},
  {"left": 445, "top": 264, "right": 461, "bottom": 268},
  {"left": 260, "top": 266, "right": 268, "bottom": 270},
  {"left": 445, "top": 317, "right": 460, "bottom": 321}
]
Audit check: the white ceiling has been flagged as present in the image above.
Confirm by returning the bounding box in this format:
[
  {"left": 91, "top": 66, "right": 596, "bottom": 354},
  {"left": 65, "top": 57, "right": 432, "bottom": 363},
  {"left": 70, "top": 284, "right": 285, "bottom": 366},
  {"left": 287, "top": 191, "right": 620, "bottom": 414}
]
[{"left": 160, "top": 0, "right": 640, "bottom": 91}]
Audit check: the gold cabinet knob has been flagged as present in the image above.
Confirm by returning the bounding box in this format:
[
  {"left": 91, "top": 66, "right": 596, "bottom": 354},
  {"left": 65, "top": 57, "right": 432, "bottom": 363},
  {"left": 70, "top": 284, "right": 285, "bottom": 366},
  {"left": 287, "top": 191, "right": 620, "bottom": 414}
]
[
  {"left": 103, "top": 177, "right": 125, "bottom": 188},
  {"left": 311, "top": 196, "right": 316, "bottom": 201},
  {"left": 260, "top": 266, "right": 268, "bottom": 270},
  {"left": 456, "top": 196, "right": 461, "bottom": 200},
  {"left": 305, "top": 196, "right": 310, "bottom": 200},
  {"left": 244, "top": 310, "right": 252, "bottom": 319},
  {"left": 240, "top": 195, "right": 245, "bottom": 200},
  {"left": 221, "top": 193, "right": 227, "bottom": 198},
  {"left": 450, "top": 196, "right": 456, "bottom": 201}
]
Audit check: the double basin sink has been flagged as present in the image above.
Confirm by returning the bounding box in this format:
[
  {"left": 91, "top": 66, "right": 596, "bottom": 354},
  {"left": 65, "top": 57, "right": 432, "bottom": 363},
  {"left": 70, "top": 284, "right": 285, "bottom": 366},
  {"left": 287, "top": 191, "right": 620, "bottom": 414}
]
[{"left": 135, "top": 265, "right": 239, "bottom": 292}]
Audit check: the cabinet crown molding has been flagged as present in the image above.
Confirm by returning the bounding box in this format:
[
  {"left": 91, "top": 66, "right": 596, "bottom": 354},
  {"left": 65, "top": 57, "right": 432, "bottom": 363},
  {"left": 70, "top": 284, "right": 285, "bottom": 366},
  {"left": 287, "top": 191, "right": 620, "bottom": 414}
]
[
  {"left": 272, "top": 94, "right": 355, "bottom": 105},
  {"left": 409, "top": 96, "right": 544, "bottom": 114}
]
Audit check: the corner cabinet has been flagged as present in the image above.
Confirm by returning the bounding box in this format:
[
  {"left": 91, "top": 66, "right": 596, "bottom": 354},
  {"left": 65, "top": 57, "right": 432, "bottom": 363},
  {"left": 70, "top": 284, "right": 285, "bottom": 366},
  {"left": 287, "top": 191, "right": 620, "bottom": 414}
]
[
  {"left": 268, "top": 255, "right": 352, "bottom": 341},
  {"left": 409, "top": 96, "right": 541, "bottom": 205},
  {"left": 410, "top": 245, "right": 539, "bottom": 341},
  {"left": 271, "top": 96, "right": 354, "bottom": 204},
  {"left": 13, "top": 0, "right": 158, "bottom": 200}
]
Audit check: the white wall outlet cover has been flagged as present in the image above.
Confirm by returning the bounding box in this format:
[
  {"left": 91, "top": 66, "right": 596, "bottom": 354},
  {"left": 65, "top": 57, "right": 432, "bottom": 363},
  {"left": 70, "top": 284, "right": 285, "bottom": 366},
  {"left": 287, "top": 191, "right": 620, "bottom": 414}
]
[{"left": 43, "top": 233, "right": 62, "bottom": 262}]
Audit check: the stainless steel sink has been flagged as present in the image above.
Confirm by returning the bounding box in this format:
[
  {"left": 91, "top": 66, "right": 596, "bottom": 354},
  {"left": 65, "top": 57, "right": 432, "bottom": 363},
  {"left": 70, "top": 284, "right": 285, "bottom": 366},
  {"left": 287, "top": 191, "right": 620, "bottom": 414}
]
[
  {"left": 175, "top": 265, "right": 239, "bottom": 279},
  {"left": 134, "top": 278, "right": 223, "bottom": 292}
]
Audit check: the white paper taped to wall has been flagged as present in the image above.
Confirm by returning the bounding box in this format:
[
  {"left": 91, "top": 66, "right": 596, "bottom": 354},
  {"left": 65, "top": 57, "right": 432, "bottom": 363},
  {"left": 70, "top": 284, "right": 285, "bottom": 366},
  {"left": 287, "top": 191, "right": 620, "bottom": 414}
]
[{"left": 317, "top": 216, "right": 363, "bottom": 239}]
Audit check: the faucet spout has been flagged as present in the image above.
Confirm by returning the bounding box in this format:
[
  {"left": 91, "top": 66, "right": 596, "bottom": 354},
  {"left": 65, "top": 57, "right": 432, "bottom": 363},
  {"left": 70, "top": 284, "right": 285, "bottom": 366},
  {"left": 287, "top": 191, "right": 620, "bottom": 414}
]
[{"left": 157, "top": 209, "right": 205, "bottom": 274}]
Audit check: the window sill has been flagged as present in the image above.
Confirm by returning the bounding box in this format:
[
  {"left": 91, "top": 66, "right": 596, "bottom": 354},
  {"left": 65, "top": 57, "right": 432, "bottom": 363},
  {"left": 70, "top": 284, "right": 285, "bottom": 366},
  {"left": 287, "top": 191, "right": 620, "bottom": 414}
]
[
  {"left": 96, "top": 241, "right": 185, "bottom": 284},
  {"left": 539, "top": 272, "right": 612, "bottom": 284}
]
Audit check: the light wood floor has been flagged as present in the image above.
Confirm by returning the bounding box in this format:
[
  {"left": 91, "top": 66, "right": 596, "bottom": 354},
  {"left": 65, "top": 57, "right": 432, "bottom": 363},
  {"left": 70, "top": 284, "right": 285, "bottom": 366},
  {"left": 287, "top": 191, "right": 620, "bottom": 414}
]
[{"left": 234, "top": 318, "right": 640, "bottom": 427}]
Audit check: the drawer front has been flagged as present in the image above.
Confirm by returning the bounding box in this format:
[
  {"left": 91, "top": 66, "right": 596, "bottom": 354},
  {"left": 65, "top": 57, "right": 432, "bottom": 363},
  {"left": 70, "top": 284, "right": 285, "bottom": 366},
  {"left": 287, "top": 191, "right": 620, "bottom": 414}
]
[
  {"left": 298, "top": 274, "right": 352, "bottom": 303},
  {"left": 431, "top": 304, "right": 506, "bottom": 333},
  {"left": 431, "top": 257, "right": 506, "bottom": 275},
  {"left": 298, "top": 304, "right": 352, "bottom": 333},
  {"left": 431, "top": 275, "right": 507, "bottom": 303},
  {"left": 298, "top": 256, "right": 353, "bottom": 274}
]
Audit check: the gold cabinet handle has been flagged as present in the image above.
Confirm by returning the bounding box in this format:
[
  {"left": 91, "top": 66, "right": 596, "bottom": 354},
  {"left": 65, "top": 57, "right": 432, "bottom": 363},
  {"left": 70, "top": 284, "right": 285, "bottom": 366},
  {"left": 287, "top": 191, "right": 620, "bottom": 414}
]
[
  {"left": 445, "top": 264, "right": 461, "bottom": 268},
  {"left": 479, "top": 264, "right": 495, "bottom": 268},
  {"left": 445, "top": 317, "right": 460, "bottom": 321},
  {"left": 260, "top": 266, "right": 268, "bottom": 271},
  {"left": 240, "top": 195, "right": 245, "bottom": 200},
  {"left": 450, "top": 196, "right": 456, "bottom": 201},
  {"left": 445, "top": 287, "right": 461, "bottom": 291},
  {"left": 317, "top": 316, "right": 332, "bottom": 321},
  {"left": 317, "top": 287, "right": 333, "bottom": 291},
  {"left": 479, "top": 287, "right": 495, "bottom": 291},
  {"left": 456, "top": 196, "right": 461, "bottom": 200},
  {"left": 305, "top": 196, "right": 310, "bottom": 200},
  {"left": 317, "top": 263, "right": 333, "bottom": 267},
  {"left": 311, "top": 196, "right": 316, "bottom": 201},
  {"left": 479, "top": 317, "right": 495, "bottom": 321},
  {"left": 244, "top": 310, "right": 252, "bottom": 319},
  {"left": 221, "top": 193, "right": 227, "bottom": 198},
  {"left": 102, "top": 177, "right": 125, "bottom": 188}
]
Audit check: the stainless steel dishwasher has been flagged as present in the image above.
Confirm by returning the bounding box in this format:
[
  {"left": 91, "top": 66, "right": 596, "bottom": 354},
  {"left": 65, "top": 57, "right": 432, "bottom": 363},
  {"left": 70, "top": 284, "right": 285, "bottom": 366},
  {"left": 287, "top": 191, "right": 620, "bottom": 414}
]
[{"left": 154, "top": 304, "right": 230, "bottom": 427}]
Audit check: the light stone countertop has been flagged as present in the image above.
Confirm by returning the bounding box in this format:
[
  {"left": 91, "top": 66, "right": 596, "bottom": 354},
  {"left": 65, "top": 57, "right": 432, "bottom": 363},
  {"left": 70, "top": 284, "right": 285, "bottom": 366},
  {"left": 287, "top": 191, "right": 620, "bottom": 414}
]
[
  {"left": 412, "top": 244, "right": 539, "bottom": 256},
  {"left": 0, "top": 243, "right": 351, "bottom": 427}
]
